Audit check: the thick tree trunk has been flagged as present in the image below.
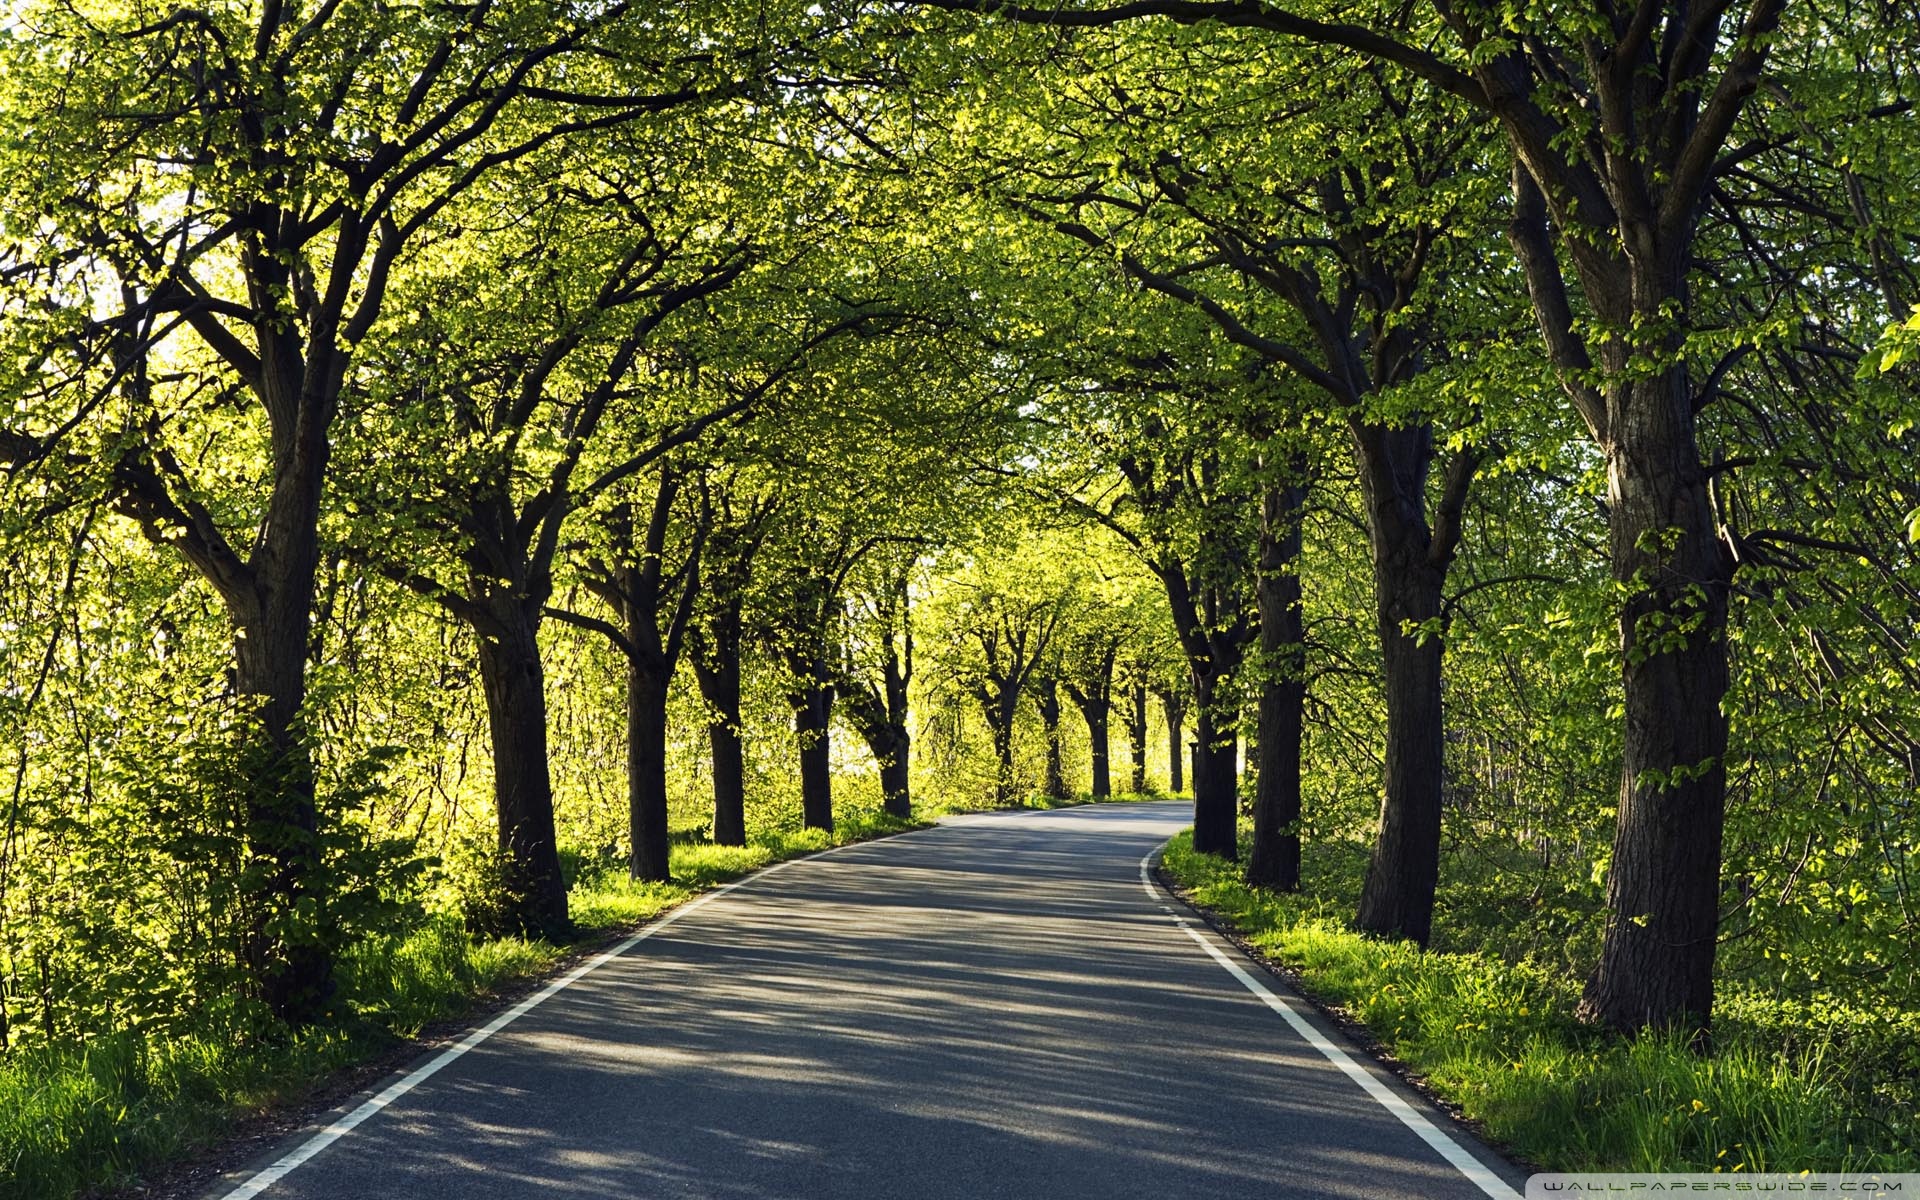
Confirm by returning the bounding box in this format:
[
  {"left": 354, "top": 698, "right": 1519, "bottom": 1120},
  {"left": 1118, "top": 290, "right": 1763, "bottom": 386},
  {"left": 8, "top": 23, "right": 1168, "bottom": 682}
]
[
  {"left": 1067, "top": 647, "right": 1117, "bottom": 799},
  {"left": 1083, "top": 704, "right": 1111, "bottom": 798},
  {"left": 794, "top": 674, "right": 834, "bottom": 832},
  {"left": 627, "top": 662, "right": 672, "bottom": 883},
  {"left": 846, "top": 688, "right": 912, "bottom": 820},
  {"left": 1036, "top": 677, "right": 1067, "bottom": 800},
  {"left": 982, "top": 691, "right": 1019, "bottom": 806},
  {"left": 231, "top": 573, "right": 333, "bottom": 1023},
  {"left": 1580, "top": 365, "right": 1731, "bottom": 1037},
  {"left": 879, "top": 748, "right": 911, "bottom": 820},
  {"left": 709, "top": 717, "right": 746, "bottom": 846},
  {"left": 879, "top": 653, "right": 912, "bottom": 820},
  {"left": 693, "top": 612, "right": 747, "bottom": 847},
  {"left": 474, "top": 608, "right": 570, "bottom": 941},
  {"left": 1353, "top": 547, "right": 1447, "bottom": 944},
  {"left": 1190, "top": 677, "right": 1239, "bottom": 859},
  {"left": 1124, "top": 682, "right": 1149, "bottom": 794},
  {"left": 1248, "top": 482, "right": 1306, "bottom": 892}
]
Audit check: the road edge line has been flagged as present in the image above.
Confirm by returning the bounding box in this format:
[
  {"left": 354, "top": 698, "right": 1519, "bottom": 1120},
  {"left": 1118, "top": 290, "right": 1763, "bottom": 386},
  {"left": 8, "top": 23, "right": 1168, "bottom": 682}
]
[
  {"left": 213, "top": 828, "right": 939, "bottom": 1200},
  {"left": 1137, "top": 845, "right": 1524, "bottom": 1200}
]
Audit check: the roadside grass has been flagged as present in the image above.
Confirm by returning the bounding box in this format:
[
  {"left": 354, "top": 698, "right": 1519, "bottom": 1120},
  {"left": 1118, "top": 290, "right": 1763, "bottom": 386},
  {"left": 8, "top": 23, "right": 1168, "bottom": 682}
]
[
  {"left": 0, "top": 811, "right": 925, "bottom": 1200},
  {"left": 1158, "top": 831, "right": 1920, "bottom": 1172}
]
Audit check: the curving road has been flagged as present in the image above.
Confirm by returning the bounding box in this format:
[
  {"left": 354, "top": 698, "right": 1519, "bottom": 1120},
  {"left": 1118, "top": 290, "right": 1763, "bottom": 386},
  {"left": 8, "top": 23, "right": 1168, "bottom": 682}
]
[{"left": 204, "top": 801, "right": 1527, "bottom": 1200}]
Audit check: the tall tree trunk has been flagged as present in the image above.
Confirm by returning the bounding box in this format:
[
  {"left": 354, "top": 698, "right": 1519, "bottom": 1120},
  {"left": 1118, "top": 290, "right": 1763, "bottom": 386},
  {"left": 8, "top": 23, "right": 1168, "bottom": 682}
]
[
  {"left": 627, "top": 659, "right": 672, "bottom": 883},
  {"left": 846, "top": 699, "right": 912, "bottom": 819},
  {"left": 880, "top": 633, "right": 913, "bottom": 819},
  {"left": 1035, "top": 677, "right": 1067, "bottom": 800},
  {"left": 1066, "top": 650, "right": 1117, "bottom": 800},
  {"left": 1353, "top": 547, "right": 1447, "bottom": 944},
  {"left": 1248, "top": 480, "right": 1306, "bottom": 892},
  {"left": 709, "top": 715, "right": 746, "bottom": 845},
  {"left": 1190, "top": 674, "right": 1239, "bottom": 858},
  {"left": 794, "top": 671, "right": 834, "bottom": 832},
  {"left": 841, "top": 617, "right": 914, "bottom": 821},
  {"left": 846, "top": 705, "right": 912, "bottom": 819},
  {"left": 230, "top": 567, "right": 333, "bottom": 1023},
  {"left": 981, "top": 691, "right": 1019, "bottom": 807},
  {"left": 474, "top": 605, "right": 570, "bottom": 941},
  {"left": 1084, "top": 702, "right": 1111, "bottom": 798},
  {"left": 1124, "top": 681, "right": 1148, "bottom": 794},
  {"left": 879, "top": 750, "right": 911, "bottom": 819},
  {"left": 692, "top": 614, "right": 747, "bottom": 848},
  {"left": 1579, "top": 364, "right": 1731, "bottom": 1037}
]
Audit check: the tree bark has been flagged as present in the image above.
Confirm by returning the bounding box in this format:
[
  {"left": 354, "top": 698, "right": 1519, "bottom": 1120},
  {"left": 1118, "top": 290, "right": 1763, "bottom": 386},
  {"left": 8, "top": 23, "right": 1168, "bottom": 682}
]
[
  {"left": 1066, "top": 644, "right": 1117, "bottom": 799},
  {"left": 793, "top": 670, "right": 835, "bottom": 832},
  {"left": 1190, "top": 675, "right": 1239, "bottom": 858},
  {"left": 109, "top": 321, "right": 345, "bottom": 1022},
  {"left": 1084, "top": 704, "right": 1111, "bottom": 797},
  {"left": 979, "top": 688, "right": 1021, "bottom": 807},
  {"left": 880, "top": 631, "right": 913, "bottom": 819},
  {"left": 1247, "top": 479, "right": 1306, "bottom": 892},
  {"left": 1508, "top": 148, "right": 1743, "bottom": 1034},
  {"left": 626, "top": 661, "right": 672, "bottom": 883},
  {"left": 1035, "top": 675, "right": 1068, "bottom": 800},
  {"left": 474, "top": 606, "right": 571, "bottom": 941},
  {"left": 1339, "top": 421, "right": 1471, "bottom": 946},
  {"left": 1353, "top": 548, "right": 1447, "bottom": 943},
  {"left": 839, "top": 582, "right": 914, "bottom": 821},
  {"left": 846, "top": 702, "right": 912, "bottom": 820},
  {"left": 230, "top": 573, "right": 333, "bottom": 1023},
  {"left": 879, "top": 754, "right": 911, "bottom": 820},
  {"left": 692, "top": 609, "right": 748, "bottom": 848},
  {"left": 1578, "top": 364, "right": 1731, "bottom": 1037}
]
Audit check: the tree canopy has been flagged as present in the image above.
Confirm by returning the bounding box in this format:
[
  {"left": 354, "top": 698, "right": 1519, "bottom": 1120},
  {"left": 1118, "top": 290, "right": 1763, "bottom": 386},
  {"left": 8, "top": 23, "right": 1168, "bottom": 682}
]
[{"left": 1, "top": 0, "right": 1917, "bottom": 1189}]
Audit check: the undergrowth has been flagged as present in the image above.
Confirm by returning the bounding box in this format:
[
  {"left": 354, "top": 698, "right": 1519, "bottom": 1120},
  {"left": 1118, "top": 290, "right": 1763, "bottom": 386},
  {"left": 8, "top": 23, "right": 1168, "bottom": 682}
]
[{"left": 1158, "top": 830, "right": 1920, "bottom": 1172}]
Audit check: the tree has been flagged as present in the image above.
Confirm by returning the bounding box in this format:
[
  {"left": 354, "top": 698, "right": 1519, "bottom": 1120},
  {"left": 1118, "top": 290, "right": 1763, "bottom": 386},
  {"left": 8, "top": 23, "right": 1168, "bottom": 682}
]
[
  {"left": 1029, "top": 649, "right": 1074, "bottom": 801},
  {"left": 1118, "top": 664, "right": 1151, "bottom": 795},
  {"left": 989, "top": 38, "right": 1499, "bottom": 938},
  {"left": 337, "top": 142, "right": 761, "bottom": 933},
  {"left": 1247, "top": 457, "right": 1310, "bottom": 890},
  {"left": 688, "top": 479, "right": 780, "bottom": 846},
  {"left": 562, "top": 469, "right": 707, "bottom": 883},
  {"left": 932, "top": 545, "right": 1069, "bottom": 806},
  {"left": 914, "top": 0, "right": 1828, "bottom": 1039},
  {"left": 1153, "top": 676, "right": 1191, "bottom": 795},
  {"left": 1062, "top": 631, "right": 1121, "bottom": 799},
  {"left": 840, "top": 552, "right": 921, "bottom": 818},
  {"left": 0, "top": 0, "right": 767, "bottom": 1017}
]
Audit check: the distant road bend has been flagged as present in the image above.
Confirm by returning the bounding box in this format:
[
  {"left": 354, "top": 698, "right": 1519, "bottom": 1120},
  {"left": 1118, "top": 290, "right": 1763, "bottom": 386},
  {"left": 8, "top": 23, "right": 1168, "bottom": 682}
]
[{"left": 207, "top": 801, "right": 1528, "bottom": 1200}]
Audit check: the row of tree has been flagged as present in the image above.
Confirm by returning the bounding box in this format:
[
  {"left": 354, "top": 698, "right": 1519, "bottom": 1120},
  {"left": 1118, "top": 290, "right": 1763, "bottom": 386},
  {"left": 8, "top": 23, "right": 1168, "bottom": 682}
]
[
  {"left": 871, "top": 0, "right": 1919, "bottom": 1039},
  {"left": 0, "top": 0, "right": 1915, "bottom": 1072}
]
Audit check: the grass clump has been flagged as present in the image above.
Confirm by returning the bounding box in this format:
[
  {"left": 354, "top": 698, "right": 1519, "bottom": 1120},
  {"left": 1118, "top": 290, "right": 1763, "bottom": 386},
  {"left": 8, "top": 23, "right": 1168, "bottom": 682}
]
[{"left": 1158, "top": 830, "right": 1917, "bottom": 1172}]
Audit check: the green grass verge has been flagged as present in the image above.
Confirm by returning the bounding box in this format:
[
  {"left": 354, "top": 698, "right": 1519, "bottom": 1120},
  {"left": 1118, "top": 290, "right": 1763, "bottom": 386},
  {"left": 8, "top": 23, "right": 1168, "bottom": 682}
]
[
  {"left": 0, "top": 812, "right": 925, "bottom": 1200},
  {"left": 1158, "top": 830, "right": 1918, "bottom": 1173}
]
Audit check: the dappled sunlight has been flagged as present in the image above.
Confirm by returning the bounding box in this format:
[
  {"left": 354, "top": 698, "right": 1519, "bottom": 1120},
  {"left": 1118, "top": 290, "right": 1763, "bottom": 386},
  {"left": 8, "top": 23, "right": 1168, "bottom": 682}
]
[{"left": 235, "top": 802, "right": 1495, "bottom": 1200}]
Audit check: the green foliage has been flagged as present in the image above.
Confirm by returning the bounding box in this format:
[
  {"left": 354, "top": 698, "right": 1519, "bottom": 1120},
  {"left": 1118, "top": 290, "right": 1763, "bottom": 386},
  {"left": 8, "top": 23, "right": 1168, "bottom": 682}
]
[{"left": 0, "top": 0, "right": 1916, "bottom": 1185}]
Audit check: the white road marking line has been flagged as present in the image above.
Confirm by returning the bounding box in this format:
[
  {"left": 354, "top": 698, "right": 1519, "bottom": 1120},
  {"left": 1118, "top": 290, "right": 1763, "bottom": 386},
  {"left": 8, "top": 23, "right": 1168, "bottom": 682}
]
[
  {"left": 1138, "top": 850, "right": 1523, "bottom": 1200},
  {"left": 214, "top": 838, "right": 899, "bottom": 1200}
]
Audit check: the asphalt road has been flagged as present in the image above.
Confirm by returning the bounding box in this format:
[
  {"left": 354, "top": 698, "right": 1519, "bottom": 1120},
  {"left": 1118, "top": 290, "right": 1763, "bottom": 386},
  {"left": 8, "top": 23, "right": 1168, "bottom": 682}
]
[{"left": 206, "top": 801, "right": 1528, "bottom": 1200}]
